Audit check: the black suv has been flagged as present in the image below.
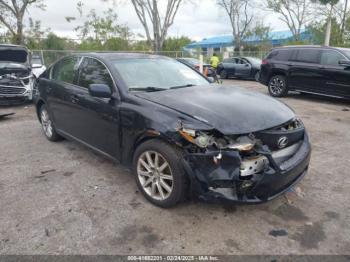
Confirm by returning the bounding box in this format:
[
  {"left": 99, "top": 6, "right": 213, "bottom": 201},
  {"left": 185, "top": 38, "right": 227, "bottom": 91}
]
[{"left": 260, "top": 46, "right": 350, "bottom": 99}]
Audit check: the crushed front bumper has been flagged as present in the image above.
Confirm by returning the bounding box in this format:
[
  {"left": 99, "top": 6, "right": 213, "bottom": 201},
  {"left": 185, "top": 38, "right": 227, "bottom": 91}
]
[
  {"left": 0, "top": 83, "right": 33, "bottom": 105},
  {"left": 183, "top": 133, "right": 311, "bottom": 204}
]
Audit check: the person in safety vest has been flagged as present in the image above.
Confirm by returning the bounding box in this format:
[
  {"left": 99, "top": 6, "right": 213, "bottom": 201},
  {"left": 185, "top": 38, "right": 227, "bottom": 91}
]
[{"left": 210, "top": 53, "right": 220, "bottom": 70}]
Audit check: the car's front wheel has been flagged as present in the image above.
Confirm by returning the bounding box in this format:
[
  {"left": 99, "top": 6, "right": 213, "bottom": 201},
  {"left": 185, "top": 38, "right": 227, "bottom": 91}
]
[
  {"left": 39, "top": 104, "right": 62, "bottom": 142},
  {"left": 268, "top": 75, "right": 288, "bottom": 97},
  {"left": 133, "top": 140, "right": 187, "bottom": 208}
]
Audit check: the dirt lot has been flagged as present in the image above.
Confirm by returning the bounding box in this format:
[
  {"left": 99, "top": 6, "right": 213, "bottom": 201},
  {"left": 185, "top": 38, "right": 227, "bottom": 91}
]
[{"left": 0, "top": 80, "right": 349, "bottom": 255}]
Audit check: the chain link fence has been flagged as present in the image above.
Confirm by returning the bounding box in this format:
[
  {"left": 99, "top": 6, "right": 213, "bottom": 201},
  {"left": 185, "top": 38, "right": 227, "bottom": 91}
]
[{"left": 31, "top": 49, "right": 268, "bottom": 67}]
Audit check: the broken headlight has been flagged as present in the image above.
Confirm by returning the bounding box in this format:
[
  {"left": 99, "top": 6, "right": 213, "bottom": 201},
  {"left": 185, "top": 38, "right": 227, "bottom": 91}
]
[
  {"left": 178, "top": 128, "right": 256, "bottom": 151},
  {"left": 178, "top": 128, "right": 216, "bottom": 148}
]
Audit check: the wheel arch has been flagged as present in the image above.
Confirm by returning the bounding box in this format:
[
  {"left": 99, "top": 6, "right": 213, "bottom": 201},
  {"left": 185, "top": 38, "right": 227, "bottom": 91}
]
[
  {"left": 36, "top": 99, "right": 46, "bottom": 122},
  {"left": 268, "top": 70, "right": 287, "bottom": 84},
  {"left": 125, "top": 130, "right": 179, "bottom": 167}
]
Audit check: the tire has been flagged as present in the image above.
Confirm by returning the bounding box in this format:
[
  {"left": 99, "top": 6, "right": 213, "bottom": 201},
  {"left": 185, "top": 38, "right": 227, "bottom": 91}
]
[
  {"left": 254, "top": 71, "right": 260, "bottom": 82},
  {"left": 268, "top": 75, "right": 288, "bottom": 97},
  {"left": 39, "top": 104, "right": 62, "bottom": 142},
  {"left": 220, "top": 69, "right": 228, "bottom": 79},
  {"left": 133, "top": 139, "right": 187, "bottom": 208}
]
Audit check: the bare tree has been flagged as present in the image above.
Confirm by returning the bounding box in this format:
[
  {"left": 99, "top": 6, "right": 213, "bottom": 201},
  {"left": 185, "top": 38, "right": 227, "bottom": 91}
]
[
  {"left": 130, "top": 0, "right": 184, "bottom": 52},
  {"left": 218, "top": 0, "right": 254, "bottom": 55},
  {"left": 0, "top": 0, "right": 45, "bottom": 44},
  {"left": 265, "top": 0, "right": 314, "bottom": 42},
  {"left": 313, "top": 0, "right": 339, "bottom": 45}
]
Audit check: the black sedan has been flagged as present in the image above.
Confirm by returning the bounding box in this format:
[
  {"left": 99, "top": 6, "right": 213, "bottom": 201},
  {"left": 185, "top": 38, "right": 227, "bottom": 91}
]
[
  {"left": 217, "top": 57, "right": 262, "bottom": 81},
  {"left": 34, "top": 53, "right": 311, "bottom": 208}
]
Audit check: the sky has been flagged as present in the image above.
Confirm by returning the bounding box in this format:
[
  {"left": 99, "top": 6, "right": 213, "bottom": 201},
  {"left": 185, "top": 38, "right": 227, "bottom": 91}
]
[{"left": 26, "top": 0, "right": 286, "bottom": 41}]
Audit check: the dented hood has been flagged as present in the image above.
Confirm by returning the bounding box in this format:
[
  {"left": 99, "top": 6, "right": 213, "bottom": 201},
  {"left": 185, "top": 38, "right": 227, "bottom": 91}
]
[{"left": 135, "top": 85, "right": 295, "bottom": 135}]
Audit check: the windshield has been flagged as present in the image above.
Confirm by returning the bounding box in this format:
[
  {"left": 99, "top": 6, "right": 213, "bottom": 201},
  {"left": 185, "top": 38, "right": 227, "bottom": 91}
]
[
  {"left": 32, "top": 57, "right": 43, "bottom": 65},
  {"left": 113, "top": 58, "right": 209, "bottom": 90},
  {"left": 246, "top": 57, "right": 262, "bottom": 65},
  {"left": 0, "top": 50, "right": 28, "bottom": 63}
]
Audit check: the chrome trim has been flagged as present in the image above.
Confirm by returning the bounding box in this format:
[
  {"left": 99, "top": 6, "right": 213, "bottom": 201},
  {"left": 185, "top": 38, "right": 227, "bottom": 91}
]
[{"left": 295, "top": 89, "right": 346, "bottom": 99}]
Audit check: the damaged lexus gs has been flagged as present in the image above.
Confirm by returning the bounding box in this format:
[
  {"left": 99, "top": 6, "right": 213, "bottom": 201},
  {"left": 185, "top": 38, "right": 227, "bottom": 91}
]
[{"left": 34, "top": 53, "right": 311, "bottom": 208}]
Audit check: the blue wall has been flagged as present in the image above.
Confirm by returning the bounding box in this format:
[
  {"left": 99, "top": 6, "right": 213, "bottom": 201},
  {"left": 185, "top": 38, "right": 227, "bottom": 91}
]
[{"left": 185, "top": 30, "right": 311, "bottom": 50}]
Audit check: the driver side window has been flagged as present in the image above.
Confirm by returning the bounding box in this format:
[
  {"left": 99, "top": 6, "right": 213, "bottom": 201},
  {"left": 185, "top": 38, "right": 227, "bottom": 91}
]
[
  {"left": 237, "top": 59, "right": 246, "bottom": 65},
  {"left": 320, "top": 50, "right": 345, "bottom": 66},
  {"left": 78, "top": 57, "right": 114, "bottom": 89}
]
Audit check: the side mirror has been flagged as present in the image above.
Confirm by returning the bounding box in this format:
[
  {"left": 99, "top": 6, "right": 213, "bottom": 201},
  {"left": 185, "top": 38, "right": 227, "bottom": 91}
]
[
  {"left": 88, "top": 84, "right": 112, "bottom": 98},
  {"left": 339, "top": 60, "right": 350, "bottom": 67}
]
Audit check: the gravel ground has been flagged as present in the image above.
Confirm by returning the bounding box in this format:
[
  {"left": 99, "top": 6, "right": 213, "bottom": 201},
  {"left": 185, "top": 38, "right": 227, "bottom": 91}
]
[{"left": 0, "top": 80, "right": 349, "bottom": 255}]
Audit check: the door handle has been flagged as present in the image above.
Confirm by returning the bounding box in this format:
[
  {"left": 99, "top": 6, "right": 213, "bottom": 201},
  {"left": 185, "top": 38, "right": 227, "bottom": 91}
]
[{"left": 70, "top": 94, "right": 80, "bottom": 104}]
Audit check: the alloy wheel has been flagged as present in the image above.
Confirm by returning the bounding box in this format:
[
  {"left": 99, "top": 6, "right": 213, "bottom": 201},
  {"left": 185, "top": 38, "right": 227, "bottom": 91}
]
[
  {"left": 137, "top": 151, "right": 174, "bottom": 201},
  {"left": 269, "top": 77, "right": 285, "bottom": 95},
  {"left": 41, "top": 109, "right": 53, "bottom": 138}
]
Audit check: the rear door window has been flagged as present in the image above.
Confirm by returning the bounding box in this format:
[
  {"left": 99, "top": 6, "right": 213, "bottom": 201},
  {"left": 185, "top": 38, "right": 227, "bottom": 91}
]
[
  {"left": 267, "top": 50, "right": 291, "bottom": 61},
  {"left": 78, "top": 57, "right": 114, "bottom": 89},
  {"left": 320, "top": 50, "right": 345, "bottom": 66},
  {"left": 294, "top": 49, "right": 320, "bottom": 64}
]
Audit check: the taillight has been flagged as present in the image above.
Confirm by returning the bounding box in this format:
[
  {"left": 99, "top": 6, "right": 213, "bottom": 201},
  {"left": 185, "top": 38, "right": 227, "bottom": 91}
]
[{"left": 262, "top": 59, "right": 269, "bottom": 65}]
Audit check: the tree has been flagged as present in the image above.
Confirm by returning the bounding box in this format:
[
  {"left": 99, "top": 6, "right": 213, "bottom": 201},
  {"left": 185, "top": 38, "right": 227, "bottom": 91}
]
[
  {"left": 0, "top": 0, "right": 45, "bottom": 44},
  {"left": 314, "top": 0, "right": 340, "bottom": 45},
  {"left": 130, "top": 0, "right": 184, "bottom": 52},
  {"left": 42, "top": 33, "right": 71, "bottom": 50},
  {"left": 69, "top": 3, "right": 133, "bottom": 51},
  {"left": 162, "top": 36, "right": 191, "bottom": 52},
  {"left": 25, "top": 18, "right": 50, "bottom": 49},
  {"left": 307, "top": 18, "right": 343, "bottom": 45},
  {"left": 75, "top": 8, "right": 123, "bottom": 42},
  {"left": 218, "top": 0, "right": 254, "bottom": 55},
  {"left": 245, "top": 22, "right": 272, "bottom": 52},
  {"left": 265, "top": 0, "right": 314, "bottom": 42}
]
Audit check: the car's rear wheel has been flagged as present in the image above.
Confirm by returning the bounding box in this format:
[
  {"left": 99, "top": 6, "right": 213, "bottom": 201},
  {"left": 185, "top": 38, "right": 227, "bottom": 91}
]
[
  {"left": 39, "top": 104, "right": 62, "bottom": 142},
  {"left": 268, "top": 75, "right": 288, "bottom": 97},
  {"left": 220, "top": 69, "right": 228, "bottom": 79},
  {"left": 133, "top": 140, "right": 186, "bottom": 208}
]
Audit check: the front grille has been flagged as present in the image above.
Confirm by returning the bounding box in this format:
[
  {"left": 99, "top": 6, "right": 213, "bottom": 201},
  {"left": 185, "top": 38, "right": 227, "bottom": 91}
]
[
  {"left": 279, "top": 135, "right": 310, "bottom": 171},
  {"left": 0, "top": 86, "right": 26, "bottom": 95},
  {"left": 254, "top": 119, "right": 305, "bottom": 150}
]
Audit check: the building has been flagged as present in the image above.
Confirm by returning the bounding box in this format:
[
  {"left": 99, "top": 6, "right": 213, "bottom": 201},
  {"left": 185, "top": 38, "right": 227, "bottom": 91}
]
[{"left": 184, "top": 29, "right": 311, "bottom": 54}]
